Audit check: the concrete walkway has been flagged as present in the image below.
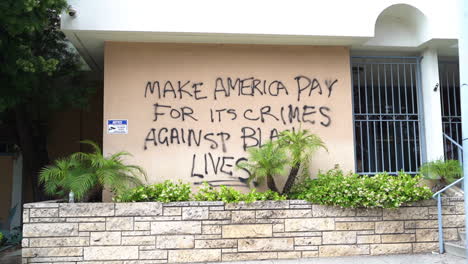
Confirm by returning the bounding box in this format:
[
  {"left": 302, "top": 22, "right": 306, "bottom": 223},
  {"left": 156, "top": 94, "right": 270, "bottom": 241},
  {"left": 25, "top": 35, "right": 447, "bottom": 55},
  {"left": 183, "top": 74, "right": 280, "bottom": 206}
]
[
  {"left": 212, "top": 254, "right": 465, "bottom": 264},
  {"left": 0, "top": 248, "right": 20, "bottom": 264}
]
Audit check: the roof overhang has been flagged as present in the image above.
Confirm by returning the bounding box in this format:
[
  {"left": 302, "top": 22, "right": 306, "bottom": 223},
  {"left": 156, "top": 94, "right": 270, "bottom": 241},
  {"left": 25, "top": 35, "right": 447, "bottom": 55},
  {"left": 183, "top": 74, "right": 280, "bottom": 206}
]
[{"left": 61, "top": 0, "right": 461, "bottom": 71}]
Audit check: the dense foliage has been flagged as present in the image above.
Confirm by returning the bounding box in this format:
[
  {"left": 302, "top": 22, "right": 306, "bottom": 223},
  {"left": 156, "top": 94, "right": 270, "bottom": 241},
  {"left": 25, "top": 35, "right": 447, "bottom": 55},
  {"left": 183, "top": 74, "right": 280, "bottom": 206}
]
[
  {"left": 39, "top": 141, "right": 146, "bottom": 202},
  {"left": 237, "top": 128, "right": 326, "bottom": 195},
  {"left": 193, "top": 183, "right": 286, "bottom": 203},
  {"left": 236, "top": 141, "right": 288, "bottom": 193},
  {"left": 0, "top": 0, "right": 90, "bottom": 111},
  {"left": 1, "top": 0, "right": 96, "bottom": 201},
  {"left": 114, "top": 181, "right": 192, "bottom": 203},
  {"left": 115, "top": 182, "right": 286, "bottom": 203},
  {"left": 277, "top": 129, "right": 327, "bottom": 194},
  {"left": 420, "top": 159, "right": 462, "bottom": 185},
  {"left": 289, "top": 169, "right": 432, "bottom": 208},
  {"left": 115, "top": 169, "right": 432, "bottom": 208}
]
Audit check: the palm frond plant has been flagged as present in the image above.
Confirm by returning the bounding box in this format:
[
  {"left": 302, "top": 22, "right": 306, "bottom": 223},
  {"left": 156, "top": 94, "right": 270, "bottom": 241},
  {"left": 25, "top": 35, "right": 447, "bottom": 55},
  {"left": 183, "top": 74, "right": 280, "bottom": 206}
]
[
  {"left": 277, "top": 128, "right": 327, "bottom": 194},
  {"left": 236, "top": 141, "right": 288, "bottom": 193},
  {"left": 39, "top": 140, "right": 146, "bottom": 202},
  {"left": 419, "top": 159, "right": 462, "bottom": 192}
]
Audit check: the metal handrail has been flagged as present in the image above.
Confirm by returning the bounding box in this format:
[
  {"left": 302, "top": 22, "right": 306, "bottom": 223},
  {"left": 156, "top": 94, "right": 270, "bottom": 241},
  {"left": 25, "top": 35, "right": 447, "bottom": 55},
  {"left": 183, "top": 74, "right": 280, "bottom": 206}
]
[
  {"left": 433, "top": 177, "right": 465, "bottom": 198},
  {"left": 443, "top": 133, "right": 463, "bottom": 150},
  {"left": 434, "top": 133, "right": 464, "bottom": 254}
]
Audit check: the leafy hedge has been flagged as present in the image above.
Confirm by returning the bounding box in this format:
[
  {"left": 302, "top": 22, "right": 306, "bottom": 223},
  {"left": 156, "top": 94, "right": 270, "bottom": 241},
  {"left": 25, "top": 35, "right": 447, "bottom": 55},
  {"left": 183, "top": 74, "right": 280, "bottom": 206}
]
[
  {"left": 289, "top": 169, "right": 432, "bottom": 208},
  {"left": 114, "top": 181, "right": 191, "bottom": 203},
  {"left": 114, "top": 170, "right": 432, "bottom": 208},
  {"left": 193, "top": 183, "right": 286, "bottom": 203},
  {"left": 114, "top": 181, "right": 286, "bottom": 203}
]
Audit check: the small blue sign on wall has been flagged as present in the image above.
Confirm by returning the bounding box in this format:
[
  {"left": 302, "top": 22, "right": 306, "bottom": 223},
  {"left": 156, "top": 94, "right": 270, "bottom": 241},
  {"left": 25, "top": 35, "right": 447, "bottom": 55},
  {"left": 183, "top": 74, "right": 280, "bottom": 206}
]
[{"left": 107, "top": 119, "right": 128, "bottom": 134}]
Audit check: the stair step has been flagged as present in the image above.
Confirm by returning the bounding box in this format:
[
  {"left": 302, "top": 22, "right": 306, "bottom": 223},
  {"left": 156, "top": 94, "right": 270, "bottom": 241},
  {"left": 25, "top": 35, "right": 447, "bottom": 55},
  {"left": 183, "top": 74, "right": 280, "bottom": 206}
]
[
  {"left": 445, "top": 242, "right": 466, "bottom": 258},
  {"left": 445, "top": 186, "right": 464, "bottom": 197}
]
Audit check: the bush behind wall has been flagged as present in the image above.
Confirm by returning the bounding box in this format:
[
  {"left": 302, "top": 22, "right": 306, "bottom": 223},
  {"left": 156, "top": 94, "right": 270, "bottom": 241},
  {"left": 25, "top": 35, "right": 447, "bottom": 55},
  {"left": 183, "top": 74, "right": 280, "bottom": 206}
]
[{"left": 115, "top": 170, "right": 432, "bottom": 208}]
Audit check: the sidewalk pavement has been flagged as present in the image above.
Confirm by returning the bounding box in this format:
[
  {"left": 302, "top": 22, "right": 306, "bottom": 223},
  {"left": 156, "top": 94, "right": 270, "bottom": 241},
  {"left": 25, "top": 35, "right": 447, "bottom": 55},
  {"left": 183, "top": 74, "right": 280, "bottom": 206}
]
[
  {"left": 212, "top": 254, "right": 464, "bottom": 264},
  {"left": 2, "top": 251, "right": 464, "bottom": 264}
]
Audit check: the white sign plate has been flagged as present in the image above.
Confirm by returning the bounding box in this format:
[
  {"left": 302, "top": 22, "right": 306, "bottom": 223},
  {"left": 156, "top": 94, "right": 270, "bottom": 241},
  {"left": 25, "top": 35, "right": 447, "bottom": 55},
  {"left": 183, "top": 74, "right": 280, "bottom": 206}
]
[{"left": 107, "top": 119, "right": 128, "bottom": 134}]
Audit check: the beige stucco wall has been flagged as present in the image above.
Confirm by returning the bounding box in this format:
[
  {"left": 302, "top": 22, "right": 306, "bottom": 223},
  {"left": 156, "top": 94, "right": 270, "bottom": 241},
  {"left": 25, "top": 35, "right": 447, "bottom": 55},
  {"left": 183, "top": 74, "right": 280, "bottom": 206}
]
[{"left": 103, "top": 42, "right": 355, "bottom": 190}]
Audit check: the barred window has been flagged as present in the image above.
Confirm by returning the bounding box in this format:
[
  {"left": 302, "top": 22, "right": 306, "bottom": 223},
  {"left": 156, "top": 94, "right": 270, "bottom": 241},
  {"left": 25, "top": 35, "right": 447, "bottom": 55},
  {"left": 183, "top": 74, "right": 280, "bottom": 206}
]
[
  {"left": 439, "top": 61, "right": 462, "bottom": 161},
  {"left": 352, "top": 57, "right": 423, "bottom": 174}
]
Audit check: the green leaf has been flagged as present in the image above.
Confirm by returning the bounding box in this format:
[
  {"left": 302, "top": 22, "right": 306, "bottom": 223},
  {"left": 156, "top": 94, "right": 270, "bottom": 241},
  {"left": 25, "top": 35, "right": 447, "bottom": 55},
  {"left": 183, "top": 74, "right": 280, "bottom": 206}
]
[{"left": 39, "top": 140, "right": 147, "bottom": 201}]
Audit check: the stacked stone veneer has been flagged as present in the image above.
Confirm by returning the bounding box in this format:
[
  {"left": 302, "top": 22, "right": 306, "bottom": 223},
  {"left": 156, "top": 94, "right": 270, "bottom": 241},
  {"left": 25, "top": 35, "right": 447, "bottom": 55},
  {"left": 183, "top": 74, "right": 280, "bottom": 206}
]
[{"left": 22, "top": 198, "right": 465, "bottom": 263}]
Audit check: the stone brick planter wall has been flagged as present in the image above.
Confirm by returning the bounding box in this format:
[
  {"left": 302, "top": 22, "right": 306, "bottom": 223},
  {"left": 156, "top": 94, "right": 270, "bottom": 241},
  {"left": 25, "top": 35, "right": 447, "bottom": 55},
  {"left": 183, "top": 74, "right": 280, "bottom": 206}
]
[{"left": 22, "top": 198, "right": 465, "bottom": 263}]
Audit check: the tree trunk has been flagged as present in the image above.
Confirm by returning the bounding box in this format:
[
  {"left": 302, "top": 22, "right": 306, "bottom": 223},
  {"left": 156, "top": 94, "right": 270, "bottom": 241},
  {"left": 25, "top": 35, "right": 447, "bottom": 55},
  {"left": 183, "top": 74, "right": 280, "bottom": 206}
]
[
  {"left": 82, "top": 185, "right": 103, "bottom": 202},
  {"left": 15, "top": 106, "right": 49, "bottom": 202},
  {"left": 282, "top": 164, "right": 300, "bottom": 194},
  {"left": 266, "top": 174, "right": 279, "bottom": 193}
]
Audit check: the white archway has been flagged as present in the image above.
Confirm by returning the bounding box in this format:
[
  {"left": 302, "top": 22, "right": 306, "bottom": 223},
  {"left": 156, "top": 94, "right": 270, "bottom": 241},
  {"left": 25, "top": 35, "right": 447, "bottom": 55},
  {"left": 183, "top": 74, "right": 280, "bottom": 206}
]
[{"left": 366, "top": 3, "right": 429, "bottom": 47}]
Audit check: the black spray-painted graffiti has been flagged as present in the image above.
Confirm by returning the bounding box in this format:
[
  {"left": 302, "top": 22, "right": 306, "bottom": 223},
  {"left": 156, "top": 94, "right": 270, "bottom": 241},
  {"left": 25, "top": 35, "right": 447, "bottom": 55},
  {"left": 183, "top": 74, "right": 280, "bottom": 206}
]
[
  {"left": 144, "top": 76, "right": 338, "bottom": 101},
  {"left": 151, "top": 104, "right": 331, "bottom": 126},
  {"left": 142, "top": 76, "right": 338, "bottom": 186}
]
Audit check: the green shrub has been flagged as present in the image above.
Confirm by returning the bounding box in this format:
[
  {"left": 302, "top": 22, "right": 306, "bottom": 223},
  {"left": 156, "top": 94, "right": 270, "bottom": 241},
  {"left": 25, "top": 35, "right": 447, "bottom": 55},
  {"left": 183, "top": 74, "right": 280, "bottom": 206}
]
[
  {"left": 193, "top": 183, "right": 243, "bottom": 203},
  {"left": 0, "top": 231, "right": 3, "bottom": 246},
  {"left": 192, "top": 182, "right": 220, "bottom": 202},
  {"left": 116, "top": 182, "right": 287, "bottom": 204},
  {"left": 236, "top": 141, "right": 288, "bottom": 193},
  {"left": 193, "top": 183, "right": 286, "bottom": 203},
  {"left": 248, "top": 189, "right": 287, "bottom": 202},
  {"left": 115, "top": 171, "right": 431, "bottom": 208},
  {"left": 114, "top": 180, "right": 191, "bottom": 202},
  {"left": 289, "top": 169, "right": 432, "bottom": 208},
  {"left": 236, "top": 128, "right": 326, "bottom": 195},
  {"left": 277, "top": 128, "right": 327, "bottom": 194},
  {"left": 193, "top": 183, "right": 248, "bottom": 203},
  {"left": 217, "top": 185, "right": 250, "bottom": 203},
  {"left": 420, "top": 159, "right": 462, "bottom": 185},
  {"left": 40, "top": 140, "right": 146, "bottom": 202}
]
